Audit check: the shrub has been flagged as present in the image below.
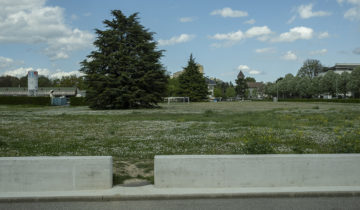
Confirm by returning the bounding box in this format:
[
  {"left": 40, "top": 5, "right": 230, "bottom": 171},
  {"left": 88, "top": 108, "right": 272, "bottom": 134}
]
[
  {"left": 0, "top": 96, "right": 50, "bottom": 105},
  {"left": 70, "top": 97, "right": 87, "bottom": 106}
]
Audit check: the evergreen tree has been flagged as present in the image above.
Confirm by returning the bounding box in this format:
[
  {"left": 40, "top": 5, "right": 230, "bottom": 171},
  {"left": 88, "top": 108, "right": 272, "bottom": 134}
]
[
  {"left": 178, "top": 54, "right": 208, "bottom": 101},
  {"left": 80, "top": 10, "right": 168, "bottom": 109},
  {"left": 235, "top": 71, "right": 248, "bottom": 98}
]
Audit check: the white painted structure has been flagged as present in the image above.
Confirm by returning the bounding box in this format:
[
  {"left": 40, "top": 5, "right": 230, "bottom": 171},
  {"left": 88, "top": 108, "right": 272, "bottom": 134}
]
[
  {"left": 0, "top": 156, "right": 112, "bottom": 192},
  {"left": 27, "top": 70, "right": 38, "bottom": 96},
  {"left": 318, "top": 63, "right": 360, "bottom": 76},
  {"left": 155, "top": 154, "right": 360, "bottom": 188}
]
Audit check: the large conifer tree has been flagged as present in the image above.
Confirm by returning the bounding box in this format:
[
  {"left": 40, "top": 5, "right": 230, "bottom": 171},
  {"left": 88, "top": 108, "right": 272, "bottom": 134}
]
[
  {"left": 178, "top": 54, "right": 208, "bottom": 101},
  {"left": 235, "top": 71, "right": 248, "bottom": 98},
  {"left": 80, "top": 10, "right": 168, "bottom": 109}
]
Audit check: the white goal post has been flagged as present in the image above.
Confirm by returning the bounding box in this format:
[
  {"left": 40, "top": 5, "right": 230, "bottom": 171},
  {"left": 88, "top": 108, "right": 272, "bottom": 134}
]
[{"left": 164, "top": 97, "right": 190, "bottom": 104}]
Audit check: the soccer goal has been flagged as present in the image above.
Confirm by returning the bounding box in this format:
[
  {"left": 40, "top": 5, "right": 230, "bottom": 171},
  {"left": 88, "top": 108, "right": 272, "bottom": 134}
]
[{"left": 164, "top": 97, "right": 190, "bottom": 104}]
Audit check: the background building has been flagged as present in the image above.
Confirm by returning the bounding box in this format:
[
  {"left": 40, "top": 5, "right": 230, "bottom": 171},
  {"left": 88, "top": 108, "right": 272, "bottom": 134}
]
[{"left": 319, "top": 63, "right": 360, "bottom": 76}]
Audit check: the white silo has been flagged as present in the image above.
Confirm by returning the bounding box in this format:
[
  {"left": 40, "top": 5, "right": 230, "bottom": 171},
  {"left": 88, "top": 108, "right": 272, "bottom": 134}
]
[{"left": 28, "top": 70, "right": 38, "bottom": 96}]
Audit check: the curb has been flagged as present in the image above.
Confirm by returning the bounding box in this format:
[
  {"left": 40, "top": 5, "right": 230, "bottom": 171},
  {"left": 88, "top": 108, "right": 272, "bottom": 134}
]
[{"left": 2, "top": 190, "right": 360, "bottom": 203}]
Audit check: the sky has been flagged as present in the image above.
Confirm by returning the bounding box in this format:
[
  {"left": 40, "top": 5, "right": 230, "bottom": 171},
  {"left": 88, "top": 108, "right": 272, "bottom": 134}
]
[{"left": 0, "top": 0, "right": 359, "bottom": 83}]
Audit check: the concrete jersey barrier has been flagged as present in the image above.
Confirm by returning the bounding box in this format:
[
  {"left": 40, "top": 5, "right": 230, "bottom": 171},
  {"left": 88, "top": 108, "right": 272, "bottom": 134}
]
[
  {"left": 0, "top": 156, "right": 112, "bottom": 192},
  {"left": 154, "top": 154, "right": 360, "bottom": 188}
]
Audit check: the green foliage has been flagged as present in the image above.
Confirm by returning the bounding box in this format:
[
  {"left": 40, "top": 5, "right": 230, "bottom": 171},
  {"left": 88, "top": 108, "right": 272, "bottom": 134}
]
[
  {"left": 80, "top": 10, "right": 168, "bottom": 109},
  {"left": 0, "top": 75, "right": 20, "bottom": 87},
  {"left": 70, "top": 97, "right": 87, "bottom": 106},
  {"left": 0, "top": 74, "right": 85, "bottom": 89},
  {"left": 178, "top": 54, "right": 209, "bottom": 101},
  {"left": 348, "top": 67, "right": 360, "bottom": 97},
  {"left": 320, "top": 70, "right": 339, "bottom": 96},
  {"left": 225, "top": 87, "right": 236, "bottom": 98},
  {"left": 295, "top": 76, "right": 314, "bottom": 98},
  {"left": 0, "top": 96, "right": 50, "bottom": 105},
  {"left": 331, "top": 132, "right": 360, "bottom": 153},
  {"left": 203, "top": 109, "right": 214, "bottom": 117},
  {"left": 264, "top": 82, "right": 277, "bottom": 97},
  {"left": 166, "top": 77, "right": 180, "bottom": 96},
  {"left": 339, "top": 71, "right": 351, "bottom": 97},
  {"left": 213, "top": 87, "right": 223, "bottom": 98},
  {"left": 235, "top": 71, "right": 248, "bottom": 98},
  {"left": 243, "top": 138, "right": 275, "bottom": 154},
  {"left": 38, "top": 76, "right": 52, "bottom": 87},
  {"left": 245, "top": 77, "right": 256, "bottom": 82},
  {"left": 297, "top": 59, "right": 323, "bottom": 79},
  {"left": 19, "top": 76, "right": 27, "bottom": 87},
  {"left": 55, "top": 75, "right": 86, "bottom": 89}
]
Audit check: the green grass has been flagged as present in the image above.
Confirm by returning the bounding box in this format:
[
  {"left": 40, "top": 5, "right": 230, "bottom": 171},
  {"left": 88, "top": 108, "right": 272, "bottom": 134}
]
[{"left": 1, "top": 101, "right": 360, "bottom": 183}]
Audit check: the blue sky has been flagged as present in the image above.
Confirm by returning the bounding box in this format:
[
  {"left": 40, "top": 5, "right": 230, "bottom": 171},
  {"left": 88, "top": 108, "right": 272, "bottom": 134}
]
[{"left": 0, "top": 0, "right": 359, "bottom": 83}]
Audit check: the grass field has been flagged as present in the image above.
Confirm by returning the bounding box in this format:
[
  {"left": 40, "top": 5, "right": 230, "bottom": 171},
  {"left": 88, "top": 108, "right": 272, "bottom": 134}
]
[{"left": 1, "top": 101, "right": 360, "bottom": 184}]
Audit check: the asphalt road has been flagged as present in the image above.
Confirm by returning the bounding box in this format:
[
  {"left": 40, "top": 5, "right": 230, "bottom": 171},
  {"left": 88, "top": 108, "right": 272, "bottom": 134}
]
[{"left": 1, "top": 196, "right": 360, "bottom": 210}]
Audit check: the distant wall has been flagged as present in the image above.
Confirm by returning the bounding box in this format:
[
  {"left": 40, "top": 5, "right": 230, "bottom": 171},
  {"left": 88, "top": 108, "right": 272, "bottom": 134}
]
[
  {"left": 0, "top": 156, "right": 112, "bottom": 192},
  {"left": 155, "top": 154, "right": 360, "bottom": 188}
]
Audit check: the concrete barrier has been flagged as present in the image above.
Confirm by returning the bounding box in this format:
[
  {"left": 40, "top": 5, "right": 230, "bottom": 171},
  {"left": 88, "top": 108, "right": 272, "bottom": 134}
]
[
  {"left": 155, "top": 154, "right": 360, "bottom": 188},
  {"left": 0, "top": 156, "right": 112, "bottom": 192}
]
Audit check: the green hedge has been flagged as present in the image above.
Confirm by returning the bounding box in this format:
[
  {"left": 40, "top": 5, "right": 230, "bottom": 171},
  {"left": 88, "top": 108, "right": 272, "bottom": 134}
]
[
  {"left": 0, "top": 96, "right": 51, "bottom": 105},
  {"left": 70, "top": 97, "right": 88, "bottom": 106},
  {"left": 278, "top": 98, "right": 360, "bottom": 103}
]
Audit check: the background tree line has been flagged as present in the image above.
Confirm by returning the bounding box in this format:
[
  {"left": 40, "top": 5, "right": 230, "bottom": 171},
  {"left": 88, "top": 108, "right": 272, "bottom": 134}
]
[
  {"left": 0, "top": 75, "right": 86, "bottom": 89},
  {"left": 265, "top": 59, "right": 360, "bottom": 99},
  {"left": 212, "top": 77, "right": 256, "bottom": 99}
]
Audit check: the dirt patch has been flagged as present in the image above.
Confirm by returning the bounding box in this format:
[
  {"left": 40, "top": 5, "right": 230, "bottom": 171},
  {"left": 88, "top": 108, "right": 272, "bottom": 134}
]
[{"left": 112, "top": 158, "right": 153, "bottom": 185}]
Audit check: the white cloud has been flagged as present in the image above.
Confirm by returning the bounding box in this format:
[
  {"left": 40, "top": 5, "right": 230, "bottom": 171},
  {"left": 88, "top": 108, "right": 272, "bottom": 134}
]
[
  {"left": 272, "top": 26, "right": 313, "bottom": 42},
  {"left": 318, "top": 32, "right": 329, "bottom": 39},
  {"left": 281, "top": 51, "right": 297, "bottom": 60},
  {"left": 344, "top": 7, "right": 360, "bottom": 20},
  {"left": 353, "top": 47, "right": 360, "bottom": 54},
  {"left": 209, "top": 26, "right": 272, "bottom": 46},
  {"left": 244, "top": 19, "right": 256, "bottom": 24},
  {"left": 179, "top": 17, "right": 195, "bottom": 23},
  {"left": 287, "top": 15, "right": 296, "bottom": 24},
  {"left": 0, "top": 0, "right": 94, "bottom": 60},
  {"left": 338, "top": 0, "right": 360, "bottom": 21},
  {"left": 0, "top": 56, "right": 14, "bottom": 69},
  {"left": 210, "top": 30, "right": 244, "bottom": 41},
  {"left": 297, "top": 4, "right": 331, "bottom": 19},
  {"left": 211, "top": 7, "right": 248, "bottom": 18},
  {"left": 50, "top": 70, "right": 83, "bottom": 78},
  {"left": 3, "top": 67, "right": 50, "bottom": 78},
  {"left": 245, "top": 26, "right": 272, "bottom": 38},
  {"left": 237, "top": 65, "right": 262, "bottom": 75},
  {"left": 248, "top": 70, "right": 261, "bottom": 75},
  {"left": 238, "top": 65, "right": 250, "bottom": 71},
  {"left": 2, "top": 67, "right": 83, "bottom": 78},
  {"left": 255, "top": 48, "right": 275, "bottom": 53},
  {"left": 310, "top": 49, "right": 328, "bottom": 55},
  {"left": 158, "top": 34, "right": 195, "bottom": 46}
]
